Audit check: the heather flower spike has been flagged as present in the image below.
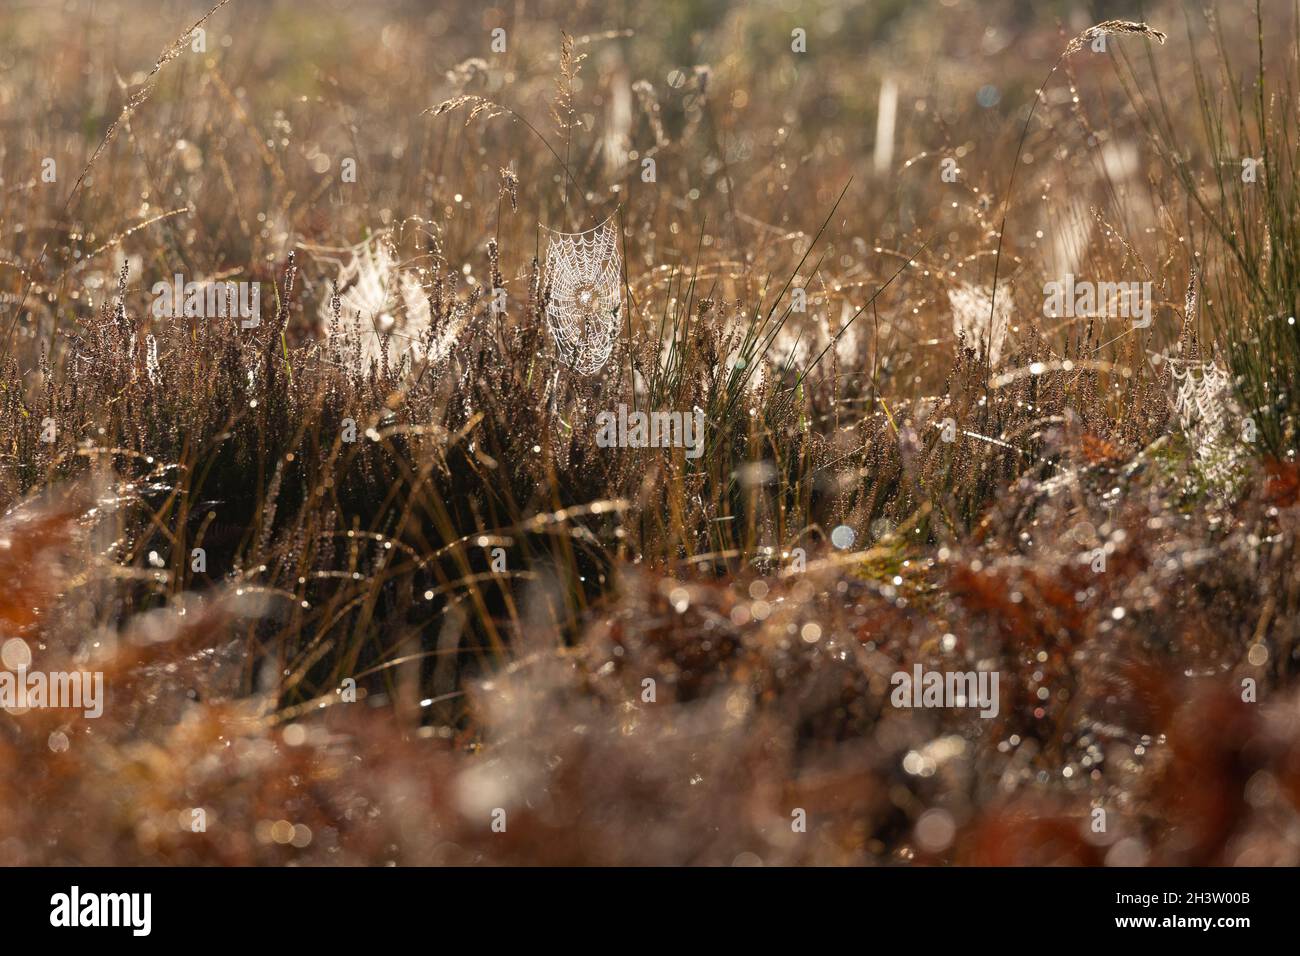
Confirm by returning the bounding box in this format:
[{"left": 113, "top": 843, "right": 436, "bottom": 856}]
[{"left": 543, "top": 215, "right": 622, "bottom": 375}]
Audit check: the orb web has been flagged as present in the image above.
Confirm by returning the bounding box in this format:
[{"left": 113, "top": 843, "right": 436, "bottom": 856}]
[
  {"left": 1169, "top": 357, "right": 1241, "bottom": 487},
  {"left": 544, "top": 218, "right": 621, "bottom": 375},
  {"left": 1170, "top": 358, "right": 1231, "bottom": 442}
]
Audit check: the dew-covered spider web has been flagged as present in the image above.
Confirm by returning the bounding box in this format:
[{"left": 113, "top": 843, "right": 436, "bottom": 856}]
[
  {"left": 316, "top": 233, "right": 439, "bottom": 371},
  {"left": 544, "top": 217, "right": 622, "bottom": 375},
  {"left": 1170, "top": 359, "right": 1231, "bottom": 442},
  {"left": 948, "top": 282, "right": 1009, "bottom": 367},
  {"left": 1168, "top": 358, "right": 1243, "bottom": 489}
]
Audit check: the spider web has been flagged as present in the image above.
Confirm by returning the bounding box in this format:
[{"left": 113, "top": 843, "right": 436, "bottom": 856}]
[
  {"left": 544, "top": 218, "right": 621, "bottom": 375},
  {"left": 1170, "top": 359, "right": 1230, "bottom": 441},
  {"left": 1168, "top": 358, "right": 1241, "bottom": 487},
  {"left": 948, "top": 282, "right": 1009, "bottom": 366},
  {"left": 317, "top": 233, "right": 434, "bottom": 371}
]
